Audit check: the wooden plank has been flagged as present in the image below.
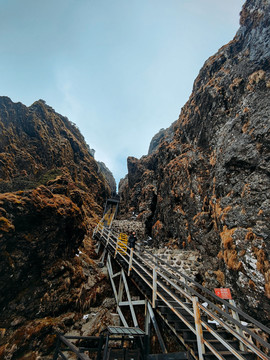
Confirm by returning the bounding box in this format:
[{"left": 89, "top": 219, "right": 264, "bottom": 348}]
[
  {"left": 192, "top": 296, "right": 205, "bottom": 360},
  {"left": 122, "top": 269, "right": 138, "bottom": 327},
  {"left": 107, "top": 255, "right": 119, "bottom": 302},
  {"left": 152, "top": 266, "right": 157, "bottom": 308},
  {"left": 128, "top": 248, "right": 134, "bottom": 275},
  {"left": 119, "top": 300, "right": 146, "bottom": 306},
  {"left": 147, "top": 302, "right": 167, "bottom": 354},
  {"left": 116, "top": 305, "right": 129, "bottom": 327}
]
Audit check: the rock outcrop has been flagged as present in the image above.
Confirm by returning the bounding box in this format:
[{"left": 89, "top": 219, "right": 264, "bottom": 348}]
[
  {"left": 148, "top": 120, "right": 177, "bottom": 155},
  {"left": 97, "top": 161, "right": 117, "bottom": 194},
  {"left": 0, "top": 97, "right": 115, "bottom": 358},
  {"left": 119, "top": 0, "right": 270, "bottom": 324}
]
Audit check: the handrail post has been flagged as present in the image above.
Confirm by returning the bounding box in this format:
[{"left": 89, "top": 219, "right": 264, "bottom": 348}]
[
  {"left": 145, "top": 302, "right": 151, "bottom": 335},
  {"left": 106, "top": 230, "right": 111, "bottom": 247},
  {"left": 182, "top": 276, "right": 188, "bottom": 297},
  {"left": 102, "top": 335, "right": 109, "bottom": 360},
  {"left": 101, "top": 223, "right": 105, "bottom": 238},
  {"left": 114, "top": 239, "right": 118, "bottom": 258},
  {"left": 152, "top": 265, "right": 157, "bottom": 308},
  {"left": 128, "top": 248, "right": 134, "bottom": 276},
  {"left": 229, "top": 299, "right": 246, "bottom": 351},
  {"left": 192, "top": 296, "right": 205, "bottom": 360},
  {"left": 97, "top": 335, "right": 104, "bottom": 360}
]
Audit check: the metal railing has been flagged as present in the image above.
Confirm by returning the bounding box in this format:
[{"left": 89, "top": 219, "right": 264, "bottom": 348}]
[{"left": 94, "top": 221, "right": 270, "bottom": 360}]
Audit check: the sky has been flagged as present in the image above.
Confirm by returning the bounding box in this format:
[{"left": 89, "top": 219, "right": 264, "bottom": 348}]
[{"left": 0, "top": 0, "right": 244, "bottom": 185}]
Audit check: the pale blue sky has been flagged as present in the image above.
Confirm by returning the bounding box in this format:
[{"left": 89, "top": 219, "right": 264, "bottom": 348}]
[{"left": 0, "top": 0, "right": 244, "bottom": 185}]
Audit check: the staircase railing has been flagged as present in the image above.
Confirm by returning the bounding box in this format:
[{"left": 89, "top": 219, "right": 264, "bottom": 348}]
[{"left": 93, "top": 222, "right": 270, "bottom": 360}]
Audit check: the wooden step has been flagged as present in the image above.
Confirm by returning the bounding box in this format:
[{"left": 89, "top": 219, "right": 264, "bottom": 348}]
[
  {"left": 179, "top": 328, "right": 230, "bottom": 341},
  {"left": 185, "top": 338, "right": 240, "bottom": 352},
  {"left": 204, "top": 350, "right": 255, "bottom": 360},
  {"left": 156, "top": 299, "right": 188, "bottom": 307},
  {"left": 159, "top": 306, "right": 193, "bottom": 317},
  {"left": 174, "top": 323, "right": 192, "bottom": 331},
  {"left": 166, "top": 312, "right": 208, "bottom": 325}
]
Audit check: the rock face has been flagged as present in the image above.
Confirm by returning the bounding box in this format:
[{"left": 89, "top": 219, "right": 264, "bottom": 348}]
[
  {"left": 148, "top": 120, "right": 177, "bottom": 155},
  {"left": 0, "top": 97, "right": 114, "bottom": 358},
  {"left": 119, "top": 0, "right": 270, "bottom": 324}
]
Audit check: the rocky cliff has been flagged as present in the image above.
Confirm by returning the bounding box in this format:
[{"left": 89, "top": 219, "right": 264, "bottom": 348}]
[
  {"left": 119, "top": 0, "right": 270, "bottom": 324},
  {"left": 0, "top": 97, "right": 115, "bottom": 358}
]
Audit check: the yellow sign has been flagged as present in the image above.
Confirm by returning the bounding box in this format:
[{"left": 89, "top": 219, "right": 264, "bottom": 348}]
[{"left": 116, "top": 233, "right": 128, "bottom": 255}]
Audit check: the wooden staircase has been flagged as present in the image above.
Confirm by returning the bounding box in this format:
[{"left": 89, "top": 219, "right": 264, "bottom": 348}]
[{"left": 93, "top": 216, "right": 270, "bottom": 360}]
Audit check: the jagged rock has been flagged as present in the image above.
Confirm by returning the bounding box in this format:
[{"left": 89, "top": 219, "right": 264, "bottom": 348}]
[
  {"left": 119, "top": 0, "right": 270, "bottom": 324},
  {"left": 0, "top": 97, "right": 111, "bottom": 202},
  {"left": 97, "top": 161, "right": 116, "bottom": 194}
]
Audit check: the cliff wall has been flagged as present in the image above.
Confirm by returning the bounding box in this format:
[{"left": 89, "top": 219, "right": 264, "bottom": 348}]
[
  {"left": 119, "top": 0, "right": 270, "bottom": 323},
  {"left": 0, "top": 97, "right": 114, "bottom": 358}
]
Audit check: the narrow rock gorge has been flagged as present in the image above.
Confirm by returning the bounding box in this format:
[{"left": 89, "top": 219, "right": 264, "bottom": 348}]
[
  {"left": 1, "top": 0, "right": 270, "bottom": 358},
  {"left": 0, "top": 97, "right": 115, "bottom": 359},
  {"left": 119, "top": 0, "right": 270, "bottom": 324}
]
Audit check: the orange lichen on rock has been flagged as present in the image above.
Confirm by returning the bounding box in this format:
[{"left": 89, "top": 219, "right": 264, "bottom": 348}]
[
  {"left": 192, "top": 211, "right": 209, "bottom": 226},
  {"left": 152, "top": 220, "right": 163, "bottom": 238},
  {"left": 248, "top": 70, "right": 266, "bottom": 85},
  {"left": 226, "top": 190, "right": 233, "bottom": 198},
  {"left": 265, "top": 270, "right": 270, "bottom": 299},
  {"left": 265, "top": 284, "right": 270, "bottom": 298},
  {"left": 239, "top": 250, "right": 246, "bottom": 257},
  {"left": 214, "top": 270, "right": 225, "bottom": 286},
  {"left": 210, "top": 198, "right": 232, "bottom": 227},
  {"left": 245, "top": 229, "right": 257, "bottom": 241},
  {"left": 0, "top": 345, "right": 7, "bottom": 359},
  {"left": 242, "top": 120, "right": 250, "bottom": 134},
  {"left": 224, "top": 249, "right": 243, "bottom": 271},
  {"left": 31, "top": 185, "right": 80, "bottom": 215},
  {"left": 229, "top": 77, "right": 243, "bottom": 92},
  {"left": 0, "top": 192, "right": 24, "bottom": 205},
  {"left": 249, "top": 279, "right": 256, "bottom": 290},
  {"left": 209, "top": 149, "right": 217, "bottom": 166},
  {"left": 220, "top": 206, "right": 232, "bottom": 222},
  {"left": 220, "top": 226, "right": 236, "bottom": 250},
  {"left": 241, "top": 183, "right": 250, "bottom": 197},
  {"left": 0, "top": 216, "right": 14, "bottom": 232},
  {"left": 210, "top": 197, "right": 221, "bottom": 218},
  {"left": 174, "top": 205, "right": 186, "bottom": 215},
  {"left": 217, "top": 251, "right": 223, "bottom": 260},
  {"left": 252, "top": 247, "right": 270, "bottom": 274},
  {"left": 220, "top": 228, "right": 244, "bottom": 271}
]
